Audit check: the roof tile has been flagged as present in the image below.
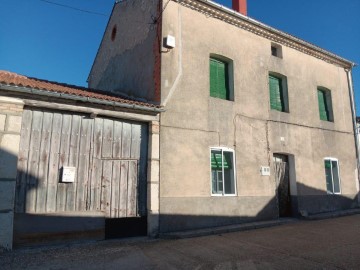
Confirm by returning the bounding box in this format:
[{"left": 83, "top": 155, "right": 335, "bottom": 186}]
[{"left": 0, "top": 70, "right": 160, "bottom": 109}]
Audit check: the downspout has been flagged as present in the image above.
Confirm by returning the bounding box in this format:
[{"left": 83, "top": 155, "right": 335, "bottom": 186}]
[{"left": 345, "top": 66, "right": 360, "bottom": 203}]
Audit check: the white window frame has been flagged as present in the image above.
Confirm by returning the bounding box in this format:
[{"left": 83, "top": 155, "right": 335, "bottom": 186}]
[
  {"left": 324, "top": 157, "right": 342, "bottom": 195},
  {"left": 210, "top": 147, "right": 237, "bottom": 197}
]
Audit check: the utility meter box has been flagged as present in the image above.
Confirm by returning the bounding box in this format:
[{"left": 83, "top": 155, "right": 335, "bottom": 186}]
[
  {"left": 165, "top": 35, "right": 176, "bottom": 48},
  {"left": 61, "top": 167, "right": 76, "bottom": 183},
  {"left": 260, "top": 166, "right": 271, "bottom": 176}
]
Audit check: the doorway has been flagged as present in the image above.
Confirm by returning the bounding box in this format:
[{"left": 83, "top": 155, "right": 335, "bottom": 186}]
[{"left": 273, "top": 154, "right": 292, "bottom": 217}]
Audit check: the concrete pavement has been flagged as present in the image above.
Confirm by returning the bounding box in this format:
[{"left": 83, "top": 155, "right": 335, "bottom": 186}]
[{"left": 1, "top": 214, "right": 360, "bottom": 269}]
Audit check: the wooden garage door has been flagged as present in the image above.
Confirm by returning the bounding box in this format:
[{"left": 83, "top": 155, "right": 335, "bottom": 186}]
[{"left": 15, "top": 108, "right": 148, "bottom": 218}]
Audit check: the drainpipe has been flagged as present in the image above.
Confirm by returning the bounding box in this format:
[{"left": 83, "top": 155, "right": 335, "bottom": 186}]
[{"left": 345, "top": 67, "right": 360, "bottom": 203}]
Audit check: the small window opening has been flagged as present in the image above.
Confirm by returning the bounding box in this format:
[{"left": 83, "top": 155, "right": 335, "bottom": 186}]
[
  {"left": 271, "top": 43, "right": 283, "bottom": 58},
  {"left": 111, "top": 25, "right": 117, "bottom": 42}
]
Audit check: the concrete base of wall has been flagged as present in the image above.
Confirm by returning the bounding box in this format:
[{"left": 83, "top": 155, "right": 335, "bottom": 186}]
[
  {"left": 159, "top": 196, "right": 278, "bottom": 233},
  {"left": 298, "top": 194, "right": 359, "bottom": 215}
]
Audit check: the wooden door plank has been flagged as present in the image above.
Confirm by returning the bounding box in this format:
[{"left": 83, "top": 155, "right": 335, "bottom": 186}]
[
  {"left": 46, "top": 113, "right": 63, "bottom": 212},
  {"left": 25, "top": 110, "right": 43, "bottom": 213},
  {"left": 102, "top": 119, "right": 113, "bottom": 158},
  {"left": 90, "top": 118, "right": 103, "bottom": 211},
  {"left": 101, "top": 160, "right": 112, "bottom": 217},
  {"left": 66, "top": 114, "right": 81, "bottom": 211},
  {"left": 56, "top": 114, "right": 72, "bottom": 211},
  {"left": 118, "top": 161, "right": 128, "bottom": 218},
  {"left": 130, "top": 124, "right": 141, "bottom": 159},
  {"left": 127, "top": 161, "right": 138, "bottom": 217},
  {"left": 35, "top": 112, "right": 53, "bottom": 213},
  {"left": 112, "top": 121, "right": 122, "bottom": 159},
  {"left": 15, "top": 109, "right": 33, "bottom": 213},
  {"left": 111, "top": 161, "right": 121, "bottom": 218},
  {"left": 76, "top": 117, "right": 93, "bottom": 211},
  {"left": 121, "top": 122, "right": 132, "bottom": 159}
]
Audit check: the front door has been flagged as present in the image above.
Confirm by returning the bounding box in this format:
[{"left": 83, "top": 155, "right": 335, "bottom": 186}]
[{"left": 273, "top": 154, "right": 292, "bottom": 217}]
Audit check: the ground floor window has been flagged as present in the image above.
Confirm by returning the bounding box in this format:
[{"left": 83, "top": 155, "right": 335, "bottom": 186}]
[
  {"left": 210, "top": 148, "right": 236, "bottom": 195},
  {"left": 324, "top": 158, "right": 341, "bottom": 194}
]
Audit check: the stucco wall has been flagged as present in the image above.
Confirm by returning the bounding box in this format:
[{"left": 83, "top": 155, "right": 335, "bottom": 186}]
[
  {"left": 158, "top": 1, "right": 358, "bottom": 231},
  {"left": 88, "top": 0, "right": 161, "bottom": 102}
]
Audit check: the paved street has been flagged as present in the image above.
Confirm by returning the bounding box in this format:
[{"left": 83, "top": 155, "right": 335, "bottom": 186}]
[{"left": 1, "top": 214, "right": 360, "bottom": 270}]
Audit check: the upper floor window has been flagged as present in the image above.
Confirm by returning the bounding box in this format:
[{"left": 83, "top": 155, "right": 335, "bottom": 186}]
[
  {"left": 324, "top": 158, "right": 341, "bottom": 194},
  {"left": 210, "top": 148, "right": 236, "bottom": 196},
  {"left": 317, "top": 87, "right": 334, "bottom": 122},
  {"left": 209, "top": 56, "right": 233, "bottom": 101},
  {"left": 271, "top": 43, "right": 282, "bottom": 58},
  {"left": 269, "top": 73, "right": 289, "bottom": 112}
]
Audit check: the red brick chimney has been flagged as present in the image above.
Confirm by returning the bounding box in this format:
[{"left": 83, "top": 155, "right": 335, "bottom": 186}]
[{"left": 232, "top": 0, "right": 247, "bottom": 16}]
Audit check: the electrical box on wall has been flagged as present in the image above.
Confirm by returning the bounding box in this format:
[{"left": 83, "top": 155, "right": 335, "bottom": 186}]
[
  {"left": 260, "top": 166, "right": 270, "bottom": 176},
  {"left": 61, "top": 167, "right": 76, "bottom": 183},
  {"left": 165, "top": 35, "right": 176, "bottom": 48}
]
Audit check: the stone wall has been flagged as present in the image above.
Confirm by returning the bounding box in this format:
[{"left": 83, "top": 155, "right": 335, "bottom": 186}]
[{"left": 0, "top": 97, "right": 24, "bottom": 250}]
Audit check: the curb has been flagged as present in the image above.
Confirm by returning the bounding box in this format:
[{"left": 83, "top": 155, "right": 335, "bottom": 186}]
[{"left": 302, "top": 208, "right": 360, "bottom": 221}]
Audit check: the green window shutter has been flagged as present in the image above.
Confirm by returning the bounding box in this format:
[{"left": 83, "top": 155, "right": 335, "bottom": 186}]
[
  {"left": 210, "top": 58, "right": 229, "bottom": 100},
  {"left": 318, "top": 89, "right": 329, "bottom": 121},
  {"left": 210, "top": 59, "right": 219, "bottom": 98},
  {"left": 269, "top": 75, "right": 284, "bottom": 111}
]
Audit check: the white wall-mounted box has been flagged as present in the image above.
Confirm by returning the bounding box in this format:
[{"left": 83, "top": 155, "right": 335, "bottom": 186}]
[
  {"left": 260, "top": 166, "right": 270, "bottom": 176},
  {"left": 165, "top": 35, "right": 176, "bottom": 48},
  {"left": 61, "top": 167, "right": 76, "bottom": 183}
]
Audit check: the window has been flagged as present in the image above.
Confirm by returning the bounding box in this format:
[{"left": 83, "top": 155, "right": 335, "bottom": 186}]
[
  {"left": 210, "top": 148, "right": 236, "bottom": 195},
  {"left": 317, "top": 88, "right": 333, "bottom": 122},
  {"left": 324, "top": 158, "right": 341, "bottom": 194},
  {"left": 271, "top": 43, "right": 282, "bottom": 58},
  {"left": 269, "top": 74, "right": 288, "bottom": 112},
  {"left": 209, "top": 57, "right": 233, "bottom": 100}
]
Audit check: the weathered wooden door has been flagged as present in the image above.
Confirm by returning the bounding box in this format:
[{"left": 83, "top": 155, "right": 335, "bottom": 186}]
[
  {"left": 15, "top": 108, "right": 148, "bottom": 218},
  {"left": 273, "top": 154, "right": 292, "bottom": 217}
]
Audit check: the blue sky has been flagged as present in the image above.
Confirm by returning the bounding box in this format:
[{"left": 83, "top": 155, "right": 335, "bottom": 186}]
[{"left": 1, "top": 0, "right": 359, "bottom": 111}]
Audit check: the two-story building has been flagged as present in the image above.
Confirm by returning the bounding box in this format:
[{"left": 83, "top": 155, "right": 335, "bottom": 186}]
[
  {"left": 89, "top": 0, "right": 359, "bottom": 234},
  {"left": 1, "top": 0, "right": 358, "bottom": 251}
]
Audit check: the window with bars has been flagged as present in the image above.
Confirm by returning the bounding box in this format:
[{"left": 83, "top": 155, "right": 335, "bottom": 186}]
[
  {"left": 317, "top": 88, "right": 333, "bottom": 122},
  {"left": 210, "top": 148, "right": 236, "bottom": 196},
  {"left": 269, "top": 74, "right": 288, "bottom": 112},
  {"left": 209, "top": 57, "right": 233, "bottom": 100},
  {"left": 324, "top": 158, "right": 341, "bottom": 194}
]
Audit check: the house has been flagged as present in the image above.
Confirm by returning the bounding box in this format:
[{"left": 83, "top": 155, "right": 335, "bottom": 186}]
[
  {"left": 0, "top": 0, "right": 358, "bottom": 251},
  {"left": 88, "top": 0, "right": 359, "bottom": 234},
  {"left": 0, "top": 71, "right": 162, "bottom": 250}
]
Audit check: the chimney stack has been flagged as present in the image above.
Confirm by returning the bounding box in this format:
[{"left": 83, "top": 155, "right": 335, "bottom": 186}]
[{"left": 232, "top": 0, "right": 247, "bottom": 16}]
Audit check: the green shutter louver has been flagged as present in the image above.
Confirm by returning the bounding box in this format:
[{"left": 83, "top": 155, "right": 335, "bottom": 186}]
[
  {"left": 318, "top": 89, "right": 330, "bottom": 121},
  {"left": 210, "top": 58, "right": 229, "bottom": 100},
  {"left": 269, "top": 75, "right": 284, "bottom": 112}
]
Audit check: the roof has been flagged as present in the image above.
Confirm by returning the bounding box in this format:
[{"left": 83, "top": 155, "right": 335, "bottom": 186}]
[
  {"left": 178, "top": 0, "right": 355, "bottom": 68},
  {"left": 0, "top": 70, "right": 162, "bottom": 111}
]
